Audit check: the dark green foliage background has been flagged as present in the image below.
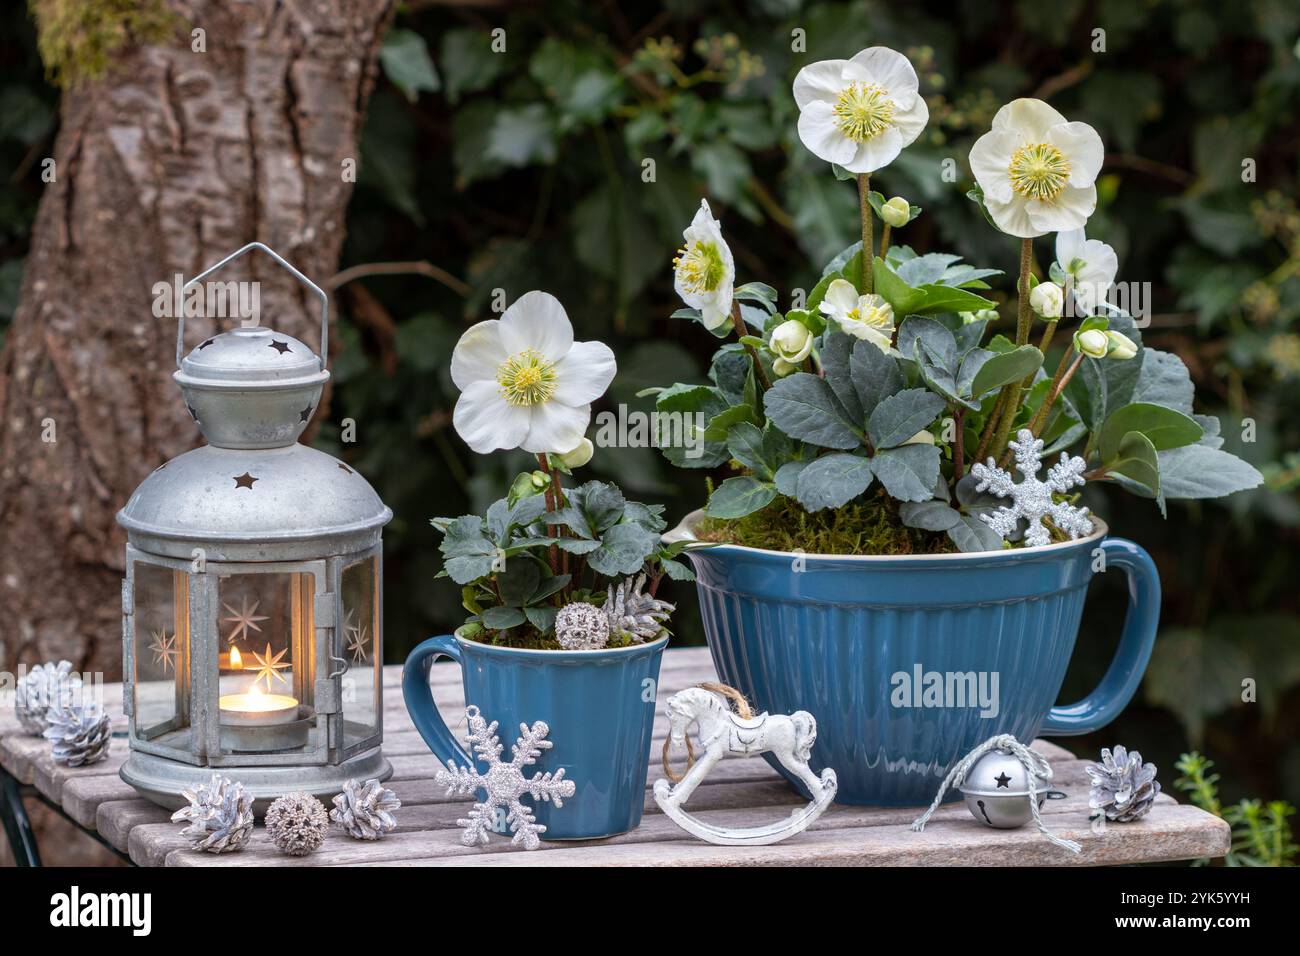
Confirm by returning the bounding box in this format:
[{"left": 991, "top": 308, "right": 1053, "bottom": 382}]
[{"left": 4, "top": 1, "right": 1299, "bottom": 822}]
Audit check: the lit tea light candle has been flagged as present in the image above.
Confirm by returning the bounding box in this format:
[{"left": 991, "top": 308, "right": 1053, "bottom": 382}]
[
  {"left": 218, "top": 684, "right": 298, "bottom": 726},
  {"left": 217, "top": 646, "right": 246, "bottom": 672}
]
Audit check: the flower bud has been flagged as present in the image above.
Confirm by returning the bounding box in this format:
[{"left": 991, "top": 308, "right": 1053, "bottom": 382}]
[
  {"left": 1104, "top": 330, "right": 1138, "bottom": 360},
  {"left": 1029, "top": 281, "right": 1064, "bottom": 319},
  {"left": 531, "top": 470, "right": 549, "bottom": 488},
  {"left": 880, "top": 196, "right": 911, "bottom": 228},
  {"left": 556, "top": 437, "right": 594, "bottom": 469},
  {"left": 768, "top": 319, "right": 814, "bottom": 365},
  {"left": 1074, "top": 328, "right": 1109, "bottom": 358},
  {"left": 903, "top": 429, "right": 936, "bottom": 446}
]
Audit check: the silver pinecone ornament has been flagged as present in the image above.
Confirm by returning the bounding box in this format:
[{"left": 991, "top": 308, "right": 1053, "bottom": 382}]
[
  {"left": 266, "top": 791, "right": 330, "bottom": 856},
  {"left": 603, "top": 573, "right": 674, "bottom": 644},
  {"left": 331, "top": 777, "right": 401, "bottom": 841},
  {"left": 171, "top": 775, "right": 255, "bottom": 853},
  {"left": 555, "top": 602, "right": 610, "bottom": 650},
  {"left": 16, "top": 660, "right": 83, "bottom": 735},
  {"left": 42, "top": 700, "right": 111, "bottom": 767},
  {"left": 1085, "top": 745, "right": 1160, "bottom": 823}
]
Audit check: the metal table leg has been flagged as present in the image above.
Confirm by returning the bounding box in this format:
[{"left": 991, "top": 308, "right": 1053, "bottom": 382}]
[{"left": 1, "top": 766, "right": 41, "bottom": 867}]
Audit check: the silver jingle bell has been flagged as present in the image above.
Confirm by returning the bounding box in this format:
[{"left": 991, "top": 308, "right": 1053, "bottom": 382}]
[{"left": 958, "top": 748, "right": 1062, "bottom": 829}]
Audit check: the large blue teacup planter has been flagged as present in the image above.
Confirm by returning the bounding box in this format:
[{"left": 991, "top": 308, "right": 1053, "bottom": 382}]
[
  {"left": 403, "top": 633, "right": 666, "bottom": 839},
  {"left": 665, "top": 512, "right": 1160, "bottom": 807}
]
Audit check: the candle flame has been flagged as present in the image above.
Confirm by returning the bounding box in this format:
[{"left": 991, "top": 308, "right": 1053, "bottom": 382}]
[{"left": 230, "top": 647, "right": 243, "bottom": 669}]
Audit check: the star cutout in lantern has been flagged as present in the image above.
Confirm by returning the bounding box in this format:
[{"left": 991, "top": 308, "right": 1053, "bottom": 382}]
[
  {"left": 299, "top": 404, "right": 313, "bottom": 423},
  {"left": 343, "top": 608, "right": 369, "bottom": 665},
  {"left": 994, "top": 772, "right": 1012, "bottom": 789},
  {"left": 221, "top": 595, "right": 269, "bottom": 644},
  {"left": 251, "top": 643, "right": 291, "bottom": 691},
  {"left": 268, "top": 339, "right": 291, "bottom": 354},
  {"left": 233, "top": 472, "right": 258, "bottom": 489},
  {"left": 149, "top": 629, "right": 179, "bottom": 675}
]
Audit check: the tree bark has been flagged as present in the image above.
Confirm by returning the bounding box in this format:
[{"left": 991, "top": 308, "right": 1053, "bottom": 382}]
[{"left": 0, "top": 1, "right": 395, "bottom": 677}]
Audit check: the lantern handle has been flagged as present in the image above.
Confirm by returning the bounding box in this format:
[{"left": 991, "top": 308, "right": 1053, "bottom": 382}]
[{"left": 176, "top": 242, "right": 329, "bottom": 372}]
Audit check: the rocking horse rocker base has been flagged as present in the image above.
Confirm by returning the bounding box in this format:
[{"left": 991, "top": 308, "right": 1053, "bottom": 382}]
[{"left": 653, "top": 685, "right": 838, "bottom": 846}]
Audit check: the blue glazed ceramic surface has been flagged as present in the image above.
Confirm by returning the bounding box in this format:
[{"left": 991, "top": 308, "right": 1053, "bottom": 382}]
[
  {"left": 665, "top": 513, "right": 1160, "bottom": 806},
  {"left": 403, "top": 634, "right": 666, "bottom": 839}
]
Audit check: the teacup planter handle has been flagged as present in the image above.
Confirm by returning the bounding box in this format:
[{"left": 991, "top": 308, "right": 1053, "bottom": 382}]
[
  {"left": 402, "top": 635, "right": 474, "bottom": 769},
  {"left": 1040, "top": 537, "right": 1161, "bottom": 735}
]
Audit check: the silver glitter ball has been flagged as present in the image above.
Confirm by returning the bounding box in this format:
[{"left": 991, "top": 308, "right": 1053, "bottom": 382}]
[{"left": 958, "top": 749, "right": 1051, "bottom": 829}]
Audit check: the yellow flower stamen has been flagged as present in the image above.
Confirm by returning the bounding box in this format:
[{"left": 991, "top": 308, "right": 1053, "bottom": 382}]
[
  {"left": 1007, "top": 142, "right": 1072, "bottom": 202},
  {"left": 673, "top": 240, "right": 725, "bottom": 294},
  {"left": 832, "top": 82, "right": 896, "bottom": 143},
  {"left": 496, "top": 349, "right": 557, "bottom": 407},
  {"left": 846, "top": 297, "right": 893, "bottom": 329}
]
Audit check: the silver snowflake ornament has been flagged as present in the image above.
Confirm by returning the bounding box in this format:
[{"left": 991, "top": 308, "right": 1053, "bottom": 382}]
[
  {"left": 971, "top": 429, "right": 1094, "bottom": 548},
  {"left": 434, "top": 705, "right": 576, "bottom": 850}
]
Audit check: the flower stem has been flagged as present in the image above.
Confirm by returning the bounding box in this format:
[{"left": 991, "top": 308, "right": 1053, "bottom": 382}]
[
  {"left": 731, "top": 302, "right": 771, "bottom": 389},
  {"left": 857, "top": 173, "right": 873, "bottom": 294},
  {"left": 987, "top": 238, "right": 1036, "bottom": 459},
  {"left": 953, "top": 407, "right": 966, "bottom": 482},
  {"left": 1026, "top": 349, "right": 1084, "bottom": 441},
  {"left": 879, "top": 223, "right": 892, "bottom": 260},
  {"left": 536, "top": 453, "right": 561, "bottom": 577}
]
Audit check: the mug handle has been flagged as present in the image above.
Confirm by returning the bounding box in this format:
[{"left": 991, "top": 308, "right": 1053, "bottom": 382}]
[
  {"left": 1040, "top": 537, "right": 1161, "bottom": 736},
  {"left": 401, "top": 635, "right": 473, "bottom": 769}
]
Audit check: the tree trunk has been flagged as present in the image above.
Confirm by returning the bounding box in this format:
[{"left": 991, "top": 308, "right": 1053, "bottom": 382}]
[{"left": 0, "top": 1, "right": 395, "bottom": 678}]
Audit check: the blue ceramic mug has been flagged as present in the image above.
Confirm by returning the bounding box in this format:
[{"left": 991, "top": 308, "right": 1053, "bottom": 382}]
[
  {"left": 667, "top": 514, "right": 1160, "bottom": 806},
  {"left": 403, "top": 634, "right": 666, "bottom": 839}
]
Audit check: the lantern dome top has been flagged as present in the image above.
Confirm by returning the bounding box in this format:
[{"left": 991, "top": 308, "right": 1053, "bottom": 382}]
[
  {"left": 117, "top": 443, "right": 392, "bottom": 562},
  {"left": 177, "top": 325, "right": 325, "bottom": 387}
]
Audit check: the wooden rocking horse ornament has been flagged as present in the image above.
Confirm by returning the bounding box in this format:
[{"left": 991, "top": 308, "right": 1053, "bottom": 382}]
[{"left": 653, "top": 683, "right": 838, "bottom": 845}]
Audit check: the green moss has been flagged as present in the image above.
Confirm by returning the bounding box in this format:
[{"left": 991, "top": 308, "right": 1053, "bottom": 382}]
[
  {"left": 30, "top": 0, "right": 179, "bottom": 89},
  {"left": 696, "top": 491, "right": 959, "bottom": 556}
]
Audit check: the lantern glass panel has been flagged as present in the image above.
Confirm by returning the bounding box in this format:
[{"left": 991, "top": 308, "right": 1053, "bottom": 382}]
[
  {"left": 341, "top": 555, "right": 380, "bottom": 749},
  {"left": 216, "top": 571, "right": 316, "bottom": 753},
  {"left": 132, "top": 561, "right": 190, "bottom": 744}
]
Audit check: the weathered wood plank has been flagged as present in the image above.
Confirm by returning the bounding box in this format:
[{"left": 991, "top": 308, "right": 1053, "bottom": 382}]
[{"left": 2, "top": 651, "right": 1231, "bottom": 869}]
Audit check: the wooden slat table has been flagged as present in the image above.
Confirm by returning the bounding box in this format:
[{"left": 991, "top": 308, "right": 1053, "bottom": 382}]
[{"left": 1, "top": 647, "right": 1230, "bottom": 867}]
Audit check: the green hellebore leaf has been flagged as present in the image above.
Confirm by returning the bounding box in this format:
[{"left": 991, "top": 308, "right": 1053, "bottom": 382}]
[
  {"left": 867, "top": 389, "right": 946, "bottom": 450},
  {"left": 1107, "top": 431, "right": 1161, "bottom": 496},
  {"left": 764, "top": 373, "right": 863, "bottom": 449},
  {"left": 1098, "top": 403, "right": 1204, "bottom": 461},
  {"left": 793, "top": 454, "right": 875, "bottom": 511},
  {"left": 870, "top": 443, "right": 941, "bottom": 502},
  {"left": 898, "top": 499, "right": 962, "bottom": 532},
  {"left": 705, "top": 476, "right": 778, "bottom": 519},
  {"left": 481, "top": 606, "right": 527, "bottom": 630},
  {"left": 968, "top": 345, "right": 1044, "bottom": 398}
]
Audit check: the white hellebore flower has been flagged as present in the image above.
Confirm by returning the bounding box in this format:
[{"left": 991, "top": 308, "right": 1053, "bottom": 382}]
[
  {"left": 1055, "top": 228, "right": 1118, "bottom": 316},
  {"left": 793, "top": 46, "right": 929, "bottom": 175},
  {"left": 450, "top": 291, "right": 616, "bottom": 456},
  {"left": 1074, "top": 328, "right": 1109, "bottom": 359},
  {"left": 769, "top": 319, "right": 814, "bottom": 375},
  {"left": 880, "top": 196, "right": 912, "bottom": 227},
  {"left": 969, "top": 98, "right": 1104, "bottom": 238},
  {"left": 818, "top": 278, "right": 895, "bottom": 353},
  {"left": 673, "top": 199, "right": 735, "bottom": 331},
  {"left": 557, "top": 437, "right": 594, "bottom": 468},
  {"left": 1029, "top": 281, "right": 1064, "bottom": 319},
  {"left": 1104, "top": 330, "right": 1138, "bottom": 360}
]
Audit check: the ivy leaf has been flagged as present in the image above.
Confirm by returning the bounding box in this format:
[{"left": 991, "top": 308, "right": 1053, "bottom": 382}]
[
  {"left": 441, "top": 29, "right": 506, "bottom": 102},
  {"left": 794, "top": 454, "right": 875, "bottom": 511},
  {"left": 380, "top": 29, "right": 441, "bottom": 102},
  {"left": 867, "top": 389, "right": 946, "bottom": 450},
  {"left": 586, "top": 522, "right": 659, "bottom": 577},
  {"left": 485, "top": 104, "right": 557, "bottom": 168},
  {"left": 870, "top": 444, "right": 940, "bottom": 502},
  {"left": 764, "top": 373, "right": 863, "bottom": 449},
  {"left": 706, "top": 476, "right": 777, "bottom": 519}
]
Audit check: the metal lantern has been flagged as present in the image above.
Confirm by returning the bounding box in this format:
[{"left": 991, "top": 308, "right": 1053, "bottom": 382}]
[{"left": 117, "top": 243, "right": 393, "bottom": 810}]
